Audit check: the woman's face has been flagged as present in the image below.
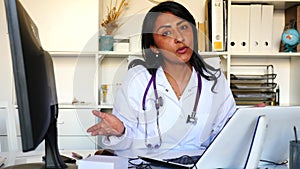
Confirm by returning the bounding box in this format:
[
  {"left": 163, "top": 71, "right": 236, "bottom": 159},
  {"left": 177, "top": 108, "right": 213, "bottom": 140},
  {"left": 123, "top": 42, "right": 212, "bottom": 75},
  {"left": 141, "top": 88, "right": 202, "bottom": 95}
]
[{"left": 151, "top": 12, "right": 194, "bottom": 65}]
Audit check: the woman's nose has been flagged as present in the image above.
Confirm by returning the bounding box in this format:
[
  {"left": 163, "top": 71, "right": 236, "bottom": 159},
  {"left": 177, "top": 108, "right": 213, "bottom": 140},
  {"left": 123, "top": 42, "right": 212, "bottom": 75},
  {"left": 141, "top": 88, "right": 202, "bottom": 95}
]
[{"left": 174, "top": 30, "right": 185, "bottom": 43}]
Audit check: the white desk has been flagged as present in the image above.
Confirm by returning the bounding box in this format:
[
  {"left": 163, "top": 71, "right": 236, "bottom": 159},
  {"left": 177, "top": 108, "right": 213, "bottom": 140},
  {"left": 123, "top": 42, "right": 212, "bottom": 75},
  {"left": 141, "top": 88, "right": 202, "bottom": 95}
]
[
  {"left": 0, "top": 150, "right": 289, "bottom": 169},
  {"left": 0, "top": 150, "right": 94, "bottom": 168}
]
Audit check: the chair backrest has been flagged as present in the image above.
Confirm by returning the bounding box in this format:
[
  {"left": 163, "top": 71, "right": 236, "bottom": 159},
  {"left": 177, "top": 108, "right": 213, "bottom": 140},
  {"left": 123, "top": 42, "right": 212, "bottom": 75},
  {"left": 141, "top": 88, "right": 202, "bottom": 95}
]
[{"left": 127, "top": 58, "right": 146, "bottom": 70}]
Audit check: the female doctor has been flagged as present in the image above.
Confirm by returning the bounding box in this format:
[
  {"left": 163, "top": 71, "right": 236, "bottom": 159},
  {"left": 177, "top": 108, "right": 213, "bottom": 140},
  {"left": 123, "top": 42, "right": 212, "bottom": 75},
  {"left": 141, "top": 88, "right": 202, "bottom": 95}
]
[{"left": 87, "top": 1, "right": 236, "bottom": 155}]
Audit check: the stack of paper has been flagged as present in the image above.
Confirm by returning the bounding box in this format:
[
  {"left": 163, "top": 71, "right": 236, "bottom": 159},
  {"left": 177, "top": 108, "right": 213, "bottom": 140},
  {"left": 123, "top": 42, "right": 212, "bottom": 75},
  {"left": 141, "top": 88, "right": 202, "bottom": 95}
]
[{"left": 78, "top": 155, "right": 128, "bottom": 169}]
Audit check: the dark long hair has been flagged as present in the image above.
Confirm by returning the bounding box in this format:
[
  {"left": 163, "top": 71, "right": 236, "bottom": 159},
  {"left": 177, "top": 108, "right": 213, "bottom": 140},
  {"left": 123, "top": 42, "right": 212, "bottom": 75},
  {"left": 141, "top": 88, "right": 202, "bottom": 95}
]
[{"left": 141, "top": 1, "right": 220, "bottom": 91}]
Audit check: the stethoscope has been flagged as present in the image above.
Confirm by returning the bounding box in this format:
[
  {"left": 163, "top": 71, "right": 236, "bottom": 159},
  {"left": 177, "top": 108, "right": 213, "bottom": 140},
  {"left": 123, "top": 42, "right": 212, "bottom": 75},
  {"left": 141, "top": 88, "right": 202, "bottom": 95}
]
[{"left": 142, "top": 70, "right": 202, "bottom": 149}]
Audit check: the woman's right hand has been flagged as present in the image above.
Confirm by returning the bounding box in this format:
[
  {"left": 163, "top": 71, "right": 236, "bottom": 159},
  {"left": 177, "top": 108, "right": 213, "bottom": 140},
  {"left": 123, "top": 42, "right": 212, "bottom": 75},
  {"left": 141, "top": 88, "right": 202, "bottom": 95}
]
[{"left": 87, "top": 110, "right": 125, "bottom": 137}]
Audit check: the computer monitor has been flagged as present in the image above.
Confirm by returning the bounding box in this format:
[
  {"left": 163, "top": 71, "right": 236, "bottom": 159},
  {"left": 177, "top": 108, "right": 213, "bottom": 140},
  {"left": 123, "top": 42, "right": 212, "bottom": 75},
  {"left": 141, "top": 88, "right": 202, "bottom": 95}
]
[{"left": 4, "top": 0, "right": 76, "bottom": 168}]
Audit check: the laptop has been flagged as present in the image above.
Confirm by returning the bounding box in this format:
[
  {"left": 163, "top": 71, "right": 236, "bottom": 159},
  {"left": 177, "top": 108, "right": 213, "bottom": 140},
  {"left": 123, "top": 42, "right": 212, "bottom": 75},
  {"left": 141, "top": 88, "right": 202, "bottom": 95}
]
[{"left": 139, "top": 106, "right": 300, "bottom": 168}]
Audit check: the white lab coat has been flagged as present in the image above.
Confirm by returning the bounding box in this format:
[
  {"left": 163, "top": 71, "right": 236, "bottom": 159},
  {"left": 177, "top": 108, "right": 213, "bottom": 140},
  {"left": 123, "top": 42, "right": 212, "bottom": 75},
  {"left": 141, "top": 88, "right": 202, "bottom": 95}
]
[{"left": 101, "top": 65, "right": 236, "bottom": 157}]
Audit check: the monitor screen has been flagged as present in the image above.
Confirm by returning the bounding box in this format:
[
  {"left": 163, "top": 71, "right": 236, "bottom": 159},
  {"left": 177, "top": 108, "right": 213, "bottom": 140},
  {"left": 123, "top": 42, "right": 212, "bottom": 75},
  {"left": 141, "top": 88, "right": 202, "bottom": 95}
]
[{"left": 5, "top": 0, "right": 75, "bottom": 168}]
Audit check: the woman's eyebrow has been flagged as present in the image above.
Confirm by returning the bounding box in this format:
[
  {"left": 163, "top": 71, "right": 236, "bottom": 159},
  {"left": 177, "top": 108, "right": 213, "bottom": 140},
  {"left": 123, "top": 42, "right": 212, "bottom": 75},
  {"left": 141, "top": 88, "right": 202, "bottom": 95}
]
[
  {"left": 156, "top": 25, "right": 171, "bottom": 32},
  {"left": 155, "top": 20, "right": 186, "bottom": 32},
  {"left": 176, "top": 20, "right": 186, "bottom": 26}
]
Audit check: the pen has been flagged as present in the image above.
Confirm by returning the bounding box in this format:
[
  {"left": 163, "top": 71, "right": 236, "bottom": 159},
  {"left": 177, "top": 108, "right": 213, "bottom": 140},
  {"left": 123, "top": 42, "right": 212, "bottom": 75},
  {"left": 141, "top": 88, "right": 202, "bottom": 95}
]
[{"left": 71, "top": 152, "right": 83, "bottom": 160}]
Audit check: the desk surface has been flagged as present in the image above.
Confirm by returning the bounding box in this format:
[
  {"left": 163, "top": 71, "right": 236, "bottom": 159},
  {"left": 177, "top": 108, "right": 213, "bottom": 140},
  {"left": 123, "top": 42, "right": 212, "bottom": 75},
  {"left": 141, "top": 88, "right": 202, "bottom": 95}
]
[
  {"left": 0, "top": 150, "right": 289, "bottom": 169},
  {"left": 0, "top": 150, "right": 93, "bottom": 168}
]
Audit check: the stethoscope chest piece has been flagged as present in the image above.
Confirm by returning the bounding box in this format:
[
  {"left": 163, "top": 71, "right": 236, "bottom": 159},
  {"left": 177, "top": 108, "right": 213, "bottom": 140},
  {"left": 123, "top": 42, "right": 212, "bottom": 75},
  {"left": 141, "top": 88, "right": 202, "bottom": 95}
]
[{"left": 186, "top": 111, "right": 198, "bottom": 124}]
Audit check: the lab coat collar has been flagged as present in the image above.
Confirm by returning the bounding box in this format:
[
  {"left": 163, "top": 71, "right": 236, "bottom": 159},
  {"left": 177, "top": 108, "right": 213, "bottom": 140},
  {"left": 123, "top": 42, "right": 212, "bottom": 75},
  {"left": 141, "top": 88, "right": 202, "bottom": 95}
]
[{"left": 155, "top": 66, "right": 199, "bottom": 89}]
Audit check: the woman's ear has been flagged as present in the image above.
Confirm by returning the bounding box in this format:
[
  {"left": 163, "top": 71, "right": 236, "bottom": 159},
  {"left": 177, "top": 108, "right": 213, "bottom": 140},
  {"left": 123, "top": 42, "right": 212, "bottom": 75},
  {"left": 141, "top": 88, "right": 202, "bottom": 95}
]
[{"left": 150, "top": 45, "right": 159, "bottom": 54}]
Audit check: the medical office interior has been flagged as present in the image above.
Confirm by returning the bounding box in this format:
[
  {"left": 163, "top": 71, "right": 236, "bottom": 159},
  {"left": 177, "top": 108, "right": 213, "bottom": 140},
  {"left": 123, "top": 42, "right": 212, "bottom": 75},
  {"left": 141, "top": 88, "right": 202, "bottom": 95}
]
[{"left": 0, "top": 0, "right": 300, "bottom": 168}]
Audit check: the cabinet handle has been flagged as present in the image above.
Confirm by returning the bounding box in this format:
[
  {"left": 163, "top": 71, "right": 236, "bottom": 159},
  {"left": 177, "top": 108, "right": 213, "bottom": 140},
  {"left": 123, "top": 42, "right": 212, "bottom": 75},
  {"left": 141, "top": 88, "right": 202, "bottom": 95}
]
[{"left": 57, "top": 121, "right": 64, "bottom": 125}]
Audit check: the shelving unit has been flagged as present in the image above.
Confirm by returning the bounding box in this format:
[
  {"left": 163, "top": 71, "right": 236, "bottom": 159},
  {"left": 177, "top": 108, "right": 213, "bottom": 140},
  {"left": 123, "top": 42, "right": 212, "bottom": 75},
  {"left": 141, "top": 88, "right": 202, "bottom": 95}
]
[{"left": 226, "top": 0, "right": 300, "bottom": 106}]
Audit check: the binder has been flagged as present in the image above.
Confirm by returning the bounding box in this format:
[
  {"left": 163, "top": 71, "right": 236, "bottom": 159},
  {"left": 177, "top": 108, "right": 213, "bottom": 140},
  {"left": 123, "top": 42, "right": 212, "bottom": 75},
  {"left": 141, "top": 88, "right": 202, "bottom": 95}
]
[
  {"left": 223, "top": 0, "right": 228, "bottom": 51},
  {"left": 207, "top": 0, "right": 224, "bottom": 51},
  {"left": 249, "top": 4, "right": 262, "bottom": 52},
  {"left": 261, "top": 5, "right": 274, "bottom": 52},
  {"left": 198, "top": 22, "right": 206, "bottom": 52},
  {"left": 229, "top": 5, "right": 250, "bottom": 52},
  {"left": 204, "top": 0, "right": 211, "bottom": 51}
]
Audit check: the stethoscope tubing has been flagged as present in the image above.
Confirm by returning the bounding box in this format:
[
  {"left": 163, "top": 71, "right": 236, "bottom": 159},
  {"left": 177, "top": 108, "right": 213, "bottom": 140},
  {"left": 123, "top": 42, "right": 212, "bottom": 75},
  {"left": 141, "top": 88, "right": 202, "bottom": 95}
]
[{"left": 142, "top": 70, "right": 202, "bottom": 149}]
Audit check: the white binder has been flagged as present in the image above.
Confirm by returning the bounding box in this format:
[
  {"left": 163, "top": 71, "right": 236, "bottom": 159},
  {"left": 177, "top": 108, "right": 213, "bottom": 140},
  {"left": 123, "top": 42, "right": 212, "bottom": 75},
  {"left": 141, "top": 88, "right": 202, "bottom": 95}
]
[
  {"left": 261, "top": 5, "right": 274, "bottom": 52},
  {"left": 229, "top": 5, "right": 250, "bottom": 52},
  {"left": 249, "top": 4, "right": 262, "bottom": 52},
  {"left": 210, "top": 0, "right": 224, "bottom": 51}
]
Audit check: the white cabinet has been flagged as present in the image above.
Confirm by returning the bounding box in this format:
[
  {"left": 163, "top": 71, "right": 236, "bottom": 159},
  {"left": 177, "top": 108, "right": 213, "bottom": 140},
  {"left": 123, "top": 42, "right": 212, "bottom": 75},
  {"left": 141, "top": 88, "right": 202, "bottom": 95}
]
[
  {"left": 226, "top": 0, "right": 300, "bottom": 106},
  {"left": 14, "top": 107, "right": 98, "bottom": 151},
  {"left": 56, "top": 107, "right": 98, "bottom": 150}
]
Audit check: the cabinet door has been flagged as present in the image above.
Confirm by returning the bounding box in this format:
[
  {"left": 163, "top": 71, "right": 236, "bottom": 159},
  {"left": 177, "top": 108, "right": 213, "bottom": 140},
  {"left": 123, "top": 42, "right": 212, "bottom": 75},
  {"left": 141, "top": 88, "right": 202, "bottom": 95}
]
[
  {"left": 0, "top": 108, "right": 7, "bottom": 152},
  {"left": 57, "top": 109, "right": 96, "bottom": 136},
  {"left": 57, "top": 108, "right": 96, "bottom": 150},
  {"left": 58, "top": 136, "right": 96, "bottom": 150},
  {"left": 0, "top": 136, "right": 8, "bottom": 152},
  {"left": 14, "top": 108, "right": 97, "bottom": 150},
  {"left": 0, "top": 109, "right": 7, "bottom": 136}
]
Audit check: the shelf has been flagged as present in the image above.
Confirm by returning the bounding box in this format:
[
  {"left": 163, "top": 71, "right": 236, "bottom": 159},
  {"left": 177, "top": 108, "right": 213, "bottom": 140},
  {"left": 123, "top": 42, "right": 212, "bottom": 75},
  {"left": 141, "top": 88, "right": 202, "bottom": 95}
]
[
  {"left": 230, "top": 52, "right": 300, "bottom": 58},
  {"left": 57, "top": 104, "right": 113, "bottom": 109},
  {"left": 199, "top": 51, "right": 228, "bottom": 57},
  {"left": 98, "top": 51, "right": 142, "bottom": 56},
  {"left": 58, "top": 104, "right": 98, "bottom": 109},
  {"left": 49, "top": 51, "right": 97, "bottom": 57},
  {"left": 97, "top": 51, "right": 228, "bottom": 59},
  {"left": 0, "top": 102, "right": 8, "bottom": 109},
  {"left": 98, "top": 104, "right": 113, "bottom": 109},
  {"left": 231, "top": 0, "right": 300, "bottom": 10}
]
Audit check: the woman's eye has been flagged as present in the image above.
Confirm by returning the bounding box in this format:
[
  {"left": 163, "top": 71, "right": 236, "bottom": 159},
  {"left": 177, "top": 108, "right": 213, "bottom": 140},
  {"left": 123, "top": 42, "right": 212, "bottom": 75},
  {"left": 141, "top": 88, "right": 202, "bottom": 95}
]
[
  {"left": 162, "top": 31, "right": 171, "bottom": 36},
  {"left": 180, "top": 25, "right": 188, "bottom": 30}
]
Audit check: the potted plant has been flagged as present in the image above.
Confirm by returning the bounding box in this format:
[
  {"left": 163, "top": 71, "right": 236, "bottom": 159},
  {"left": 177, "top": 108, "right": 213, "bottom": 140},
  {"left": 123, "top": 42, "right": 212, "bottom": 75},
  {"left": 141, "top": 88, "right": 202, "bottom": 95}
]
[{"left": 99, "top": 0, "right": 128, "bottom": 51}]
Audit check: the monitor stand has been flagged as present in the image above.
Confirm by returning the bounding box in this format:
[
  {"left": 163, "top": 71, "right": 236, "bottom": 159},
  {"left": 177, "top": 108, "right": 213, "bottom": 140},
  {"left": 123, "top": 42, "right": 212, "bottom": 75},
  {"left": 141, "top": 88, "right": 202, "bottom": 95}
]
[{"left": 3, "top": 163, "right": 77, "bottom": 169}]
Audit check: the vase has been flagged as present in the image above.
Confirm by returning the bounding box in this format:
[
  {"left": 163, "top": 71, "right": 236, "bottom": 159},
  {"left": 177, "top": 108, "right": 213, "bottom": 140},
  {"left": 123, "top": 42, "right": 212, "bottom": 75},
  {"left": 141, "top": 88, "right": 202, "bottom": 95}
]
[{"left": 99, "top": 35, "right": 114, "bottom": 51}]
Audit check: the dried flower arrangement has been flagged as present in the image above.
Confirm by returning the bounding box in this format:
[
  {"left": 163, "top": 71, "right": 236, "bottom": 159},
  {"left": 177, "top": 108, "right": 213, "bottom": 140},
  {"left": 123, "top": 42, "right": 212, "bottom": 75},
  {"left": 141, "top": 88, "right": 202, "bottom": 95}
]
[{"left": 101, "top": 0, "right": 129, "bottom": 35}]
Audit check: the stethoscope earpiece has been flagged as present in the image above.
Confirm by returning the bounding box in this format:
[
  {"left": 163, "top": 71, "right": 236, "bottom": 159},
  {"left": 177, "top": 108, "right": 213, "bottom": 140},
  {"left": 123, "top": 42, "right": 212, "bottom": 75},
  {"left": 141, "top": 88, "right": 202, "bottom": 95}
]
[{"left": 146, "top": 143, "right": 161, "bottom": 150}]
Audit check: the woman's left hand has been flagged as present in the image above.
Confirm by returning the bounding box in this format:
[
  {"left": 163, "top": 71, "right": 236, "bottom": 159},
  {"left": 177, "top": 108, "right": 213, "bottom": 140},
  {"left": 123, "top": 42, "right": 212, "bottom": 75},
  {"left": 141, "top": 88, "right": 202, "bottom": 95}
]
[{"left": 87, "top": 110, "right": 125, "bottom": 137}]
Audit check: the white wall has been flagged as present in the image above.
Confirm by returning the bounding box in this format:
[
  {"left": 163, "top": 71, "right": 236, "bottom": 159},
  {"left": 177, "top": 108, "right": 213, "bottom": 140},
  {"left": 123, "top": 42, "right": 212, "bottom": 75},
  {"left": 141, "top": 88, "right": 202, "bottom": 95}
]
[
  {"left": 0, "top": 0, "right": 13, "bottom": 104},
  {"left": 20, "top": 0, "right": 99, "bottom": 52},
  {"left": 99, "top": 0, "right": 205, "bottom": 38}
]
